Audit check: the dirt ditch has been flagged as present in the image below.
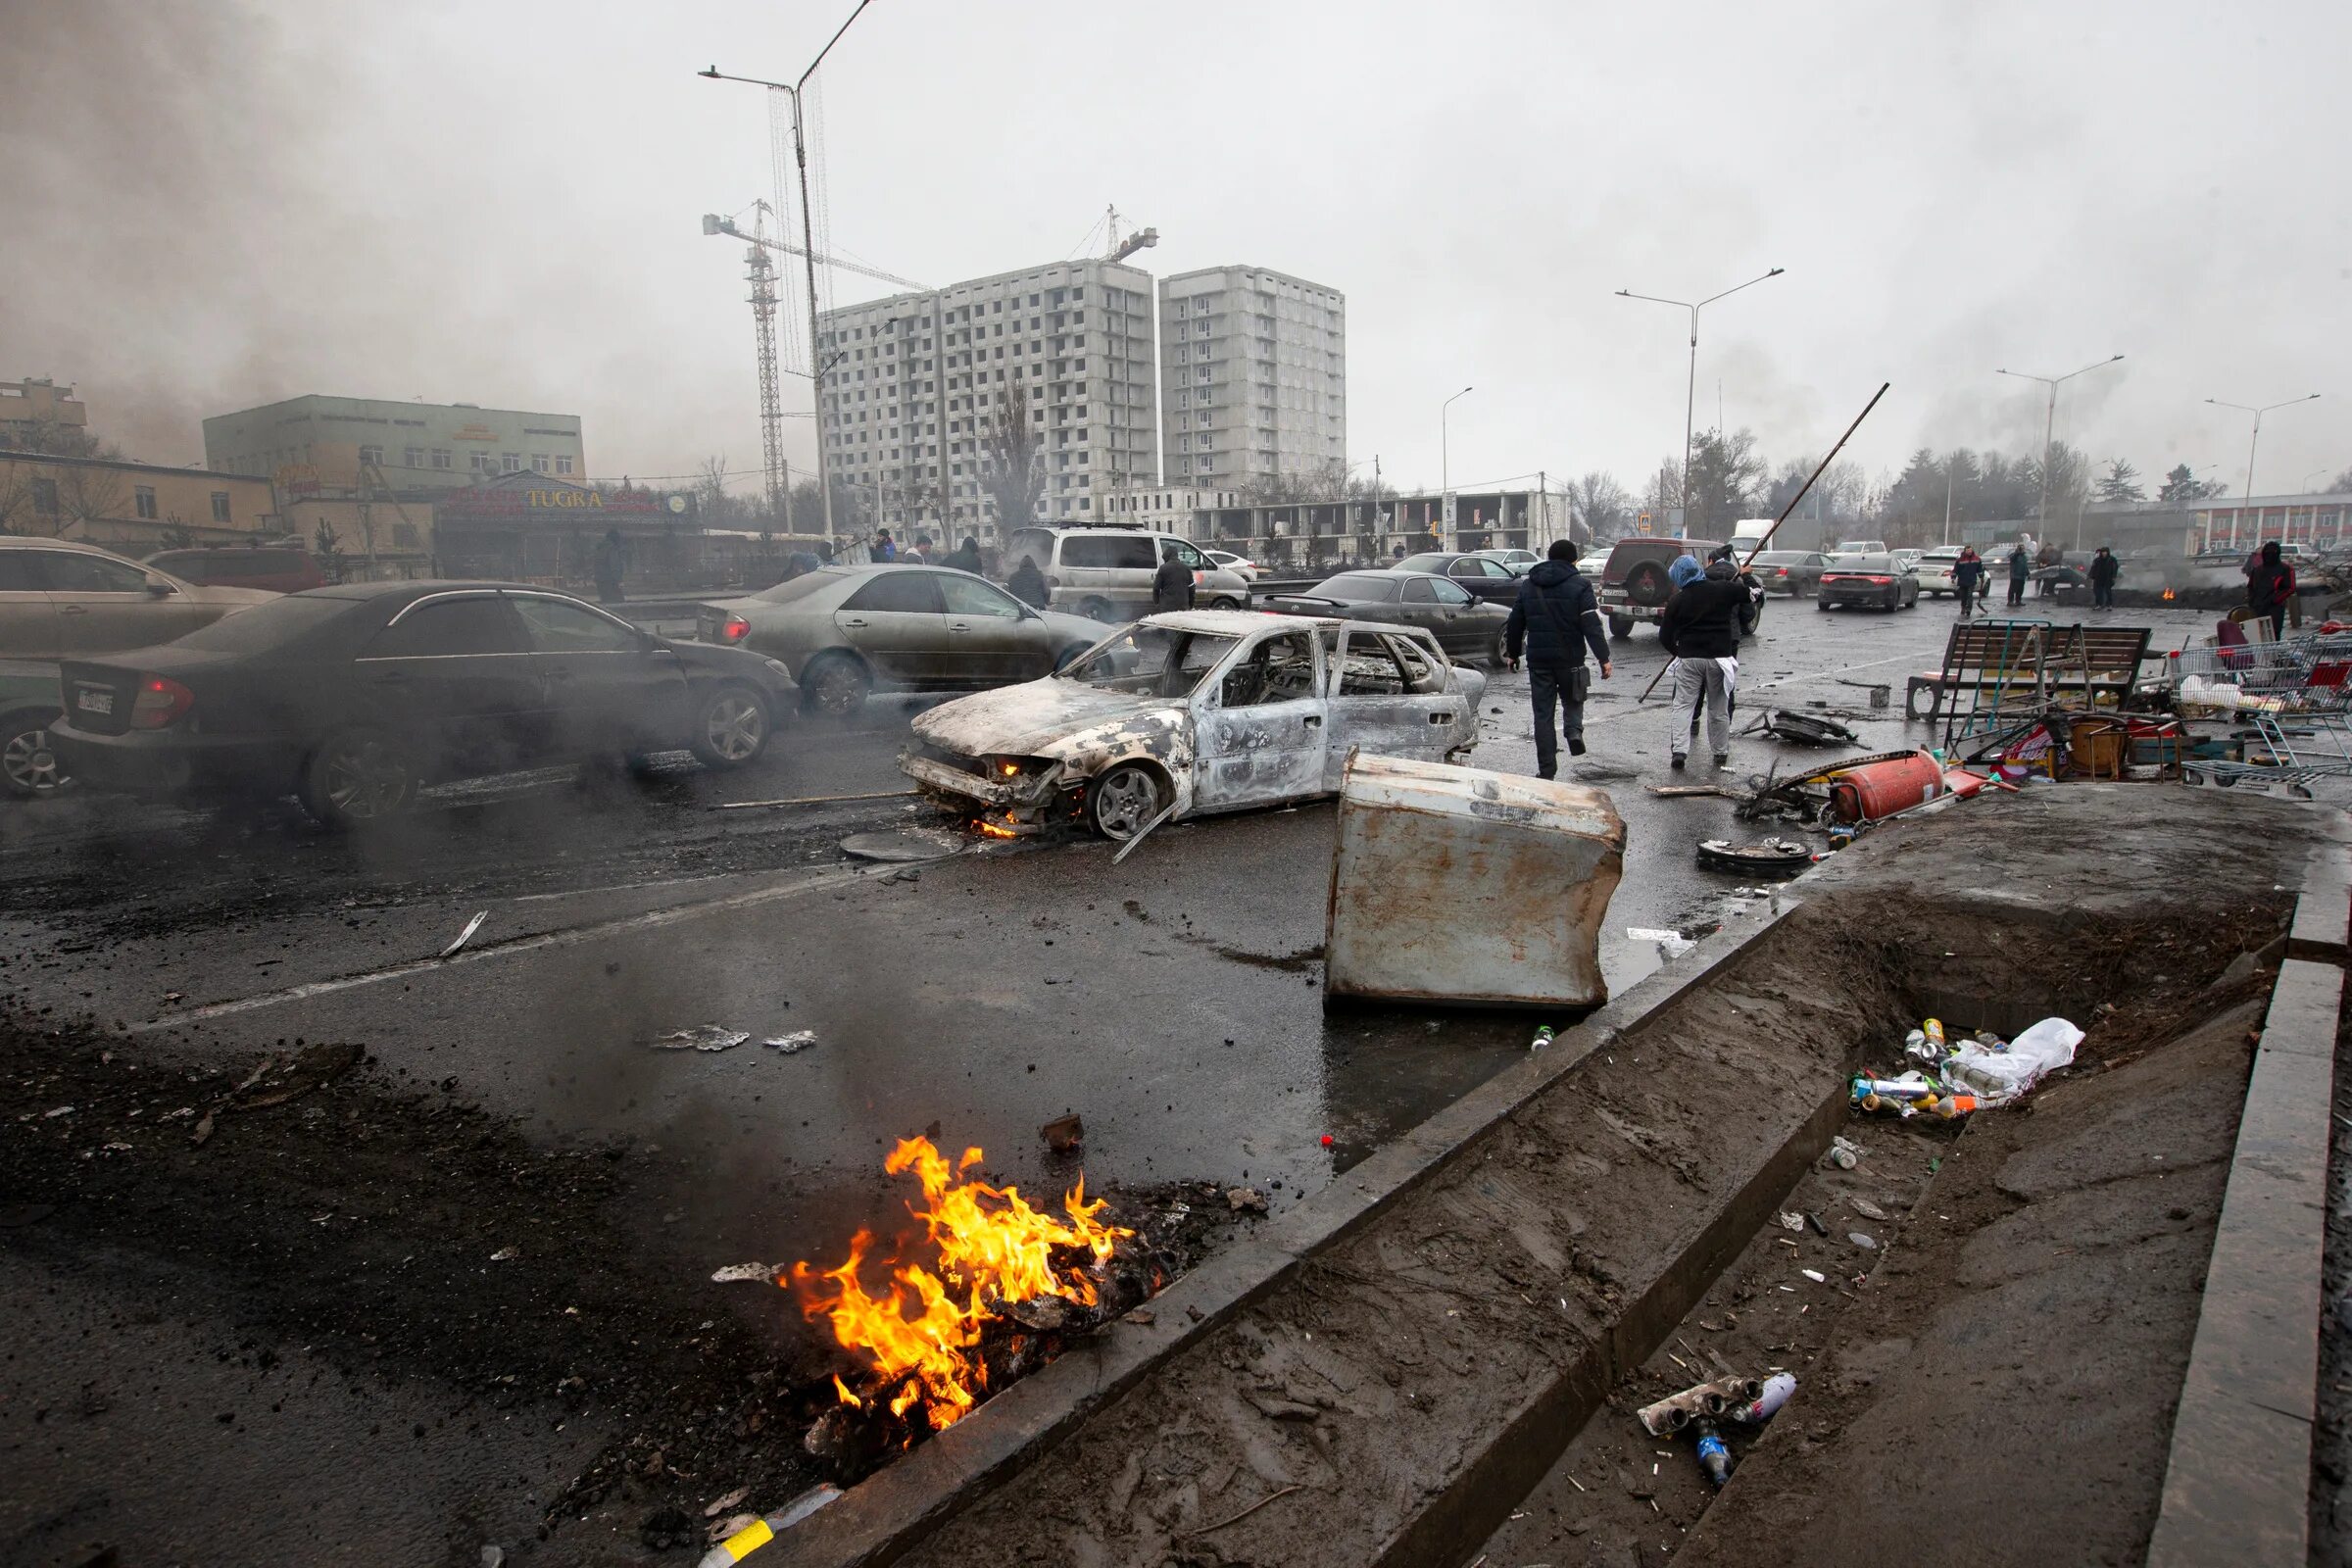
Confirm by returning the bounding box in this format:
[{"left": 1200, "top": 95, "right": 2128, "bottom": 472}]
[
  {"left": 881, "top": 888, "right": 2290, "bottom": 1568},
  {"left": 0, "top": 1017, "right": 1241, "bottom": 1566}
]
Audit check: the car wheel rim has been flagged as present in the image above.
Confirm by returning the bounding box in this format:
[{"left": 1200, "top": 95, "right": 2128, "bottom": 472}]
[
  {"left": 811, "top": 663, "right": 865, "bottom": 715},
  {"left": 324, "top": 738, "right": 406, "bottom": 819},
  {"left": 1094, "top": 769, "right": 1159, "bottom": 838},
  {"left": 3, "top": 728, "right": 63, "bottom": 794},
  {"left": 705, "top": 693, "right": 765, "bottom": 760}
]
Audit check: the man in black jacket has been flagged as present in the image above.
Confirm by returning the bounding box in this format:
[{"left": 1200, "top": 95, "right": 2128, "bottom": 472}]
[
  {"left": 1658, "top": 559, "right": 1747, "bottom": 769},
  {"left": 1504, "top": 541, "right": 1613, "bottom": 777},
  {"left": 2087, "top": 546, "right": 2120, "bottom": 611},
  {"left": 1151, "top": 551, "right": 1197, "bottom": 613}
]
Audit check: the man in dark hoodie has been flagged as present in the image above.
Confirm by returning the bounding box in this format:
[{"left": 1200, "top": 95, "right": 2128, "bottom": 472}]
[
  {"left": 940, "top": 534, "right": 985, "bottom": 576},
  {"left": 1151, "top": 549, "right": 1197, "bottom": 613},
  {"left": 1658, "top": 558, "right": 1748, "bottom": 769},
  {"left": 1504, "top": 540, "right": 1612, "bottom": 777},
  {"left": 2247, "top": 540, "right": 2296, "bottom": 639}
]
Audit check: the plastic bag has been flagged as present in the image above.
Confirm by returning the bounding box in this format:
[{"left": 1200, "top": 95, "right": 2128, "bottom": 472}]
[{"left": 1941, "top": 1016, "right": 2082, "bottom": 1105}]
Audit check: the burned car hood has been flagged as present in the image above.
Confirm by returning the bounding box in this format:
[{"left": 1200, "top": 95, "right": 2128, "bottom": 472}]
[{"left": 913, "top": 678, "right": 1184, "bottom": 759}]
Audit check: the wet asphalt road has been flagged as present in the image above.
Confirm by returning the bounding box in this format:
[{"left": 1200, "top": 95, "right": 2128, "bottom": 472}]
[{"left": 0, "top": 595, "right": 2226, "bottom": 1243}]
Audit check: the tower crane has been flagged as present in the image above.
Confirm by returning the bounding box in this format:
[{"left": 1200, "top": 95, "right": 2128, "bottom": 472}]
[
  {"left": 1102, "top": 204, "right": 1158, "bottom": 264},
  {"left": 703, "top": 202, "right": 929, "bottom": 532}
]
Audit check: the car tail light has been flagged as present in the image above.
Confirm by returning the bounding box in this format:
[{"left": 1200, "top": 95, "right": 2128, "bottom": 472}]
[
  {"left": 717, "top": 614, "right": 751, "bottom": 643},
  {"left": 130, "top": 675, "right": 195, "bottom": 729},
  {"left": 1864, "top": 575, "right": 1892, "bottom": 584}
]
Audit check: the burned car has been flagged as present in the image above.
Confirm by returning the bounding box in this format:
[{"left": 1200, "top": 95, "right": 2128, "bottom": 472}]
[{"left": 900, "top": 610, "right": 1487, "bottom": 840}]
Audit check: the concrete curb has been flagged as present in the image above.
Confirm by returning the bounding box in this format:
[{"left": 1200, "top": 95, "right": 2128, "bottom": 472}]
[
  {"left": 768, "top": 893, "right": 1809, "bottom": 1567},
  {"left": 2146, "top": 835, "right": 2350, "bottom": 1567}
]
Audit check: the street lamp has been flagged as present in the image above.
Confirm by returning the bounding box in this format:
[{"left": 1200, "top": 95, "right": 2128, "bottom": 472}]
[
  {"left": 2206, "top": 395, "right": 2322, "bottom": 549},
  {"left": 1615, "top": 268, "right": 1784, "bottom": 526},
  {"left": 700, "top": 0, "right": 876, "bottom": 548},
  {"left": 1996, "top": 355, "right": 2125, "bottom": 551},
  {"left": 1441, "top": 386, "right": 1473, "bottom": 544}
]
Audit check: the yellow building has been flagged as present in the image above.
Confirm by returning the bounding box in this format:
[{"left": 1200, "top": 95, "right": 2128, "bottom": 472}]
[{"left": 0, "top": 451, "right": 277, "bottom": 555}]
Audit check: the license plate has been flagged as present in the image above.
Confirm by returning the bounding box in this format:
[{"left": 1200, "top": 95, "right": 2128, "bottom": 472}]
[{"left": 74, "top": 685, "right": 114, "bottom": 715}]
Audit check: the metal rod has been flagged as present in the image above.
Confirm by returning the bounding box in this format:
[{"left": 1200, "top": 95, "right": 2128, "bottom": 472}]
[{"left": 1737, "top": 381, "right": 1891, "bottom": 568}]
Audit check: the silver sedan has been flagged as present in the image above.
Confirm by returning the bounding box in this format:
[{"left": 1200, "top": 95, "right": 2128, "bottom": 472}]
[{"left": 698, "top": 564, "right": 1112, "bottom": 717}]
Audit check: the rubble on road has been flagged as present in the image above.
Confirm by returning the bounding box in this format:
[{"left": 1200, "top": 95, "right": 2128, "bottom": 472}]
[
  {"left": 760, "top": 1031, "right": 817, "bottom": 1054},
  {"left": 647, "top": 1024, "right": 751, "bottom": 1052},
  {"left": 438, "top": 909, "right": 488, "bottom": 959}
]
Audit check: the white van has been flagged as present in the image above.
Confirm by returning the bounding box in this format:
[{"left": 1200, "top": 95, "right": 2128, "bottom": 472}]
[{"left": 1003, "top": 526, "right": 1255, "bottom": 621}]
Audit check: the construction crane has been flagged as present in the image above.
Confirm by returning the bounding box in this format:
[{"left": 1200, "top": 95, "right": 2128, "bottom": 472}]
[
  {"left": 1102, "top": 204, "right": 1158, "bottom": 265},
  {"left": 703, "top": 202, "right": 928, "bottom": 532}
]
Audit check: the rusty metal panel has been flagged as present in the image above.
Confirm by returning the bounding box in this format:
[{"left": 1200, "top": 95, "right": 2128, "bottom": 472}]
[{"left": 1324, "top": 753, "right": 1624, "bottom": 1008}]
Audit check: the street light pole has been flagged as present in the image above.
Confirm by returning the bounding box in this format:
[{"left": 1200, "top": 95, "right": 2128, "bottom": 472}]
[
  {"left": 1616, "top": 268, "right": 1784, "bottom": 529},
  {"left": 2206, "top": 395, "right": 2322, "bottom": 546},
  {"left": 1995, "top": 355, "right": 2125, "bottom": 552},
  {"left": 1441, "top": 385, "right": 1472, "bottom": 546},
  {"left": 700, "top": 0, "right": 876, "bottom": 552}
]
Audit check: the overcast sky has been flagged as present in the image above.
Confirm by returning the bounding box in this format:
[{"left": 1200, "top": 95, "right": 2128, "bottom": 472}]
[{"left": 7, "top": 0, "right": 2346, "bottom": 501}]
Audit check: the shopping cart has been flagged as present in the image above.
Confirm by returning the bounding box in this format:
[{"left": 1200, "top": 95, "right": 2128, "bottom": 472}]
[{"left": 2168, "top": 633, "right": 2352, "bottom": 797}]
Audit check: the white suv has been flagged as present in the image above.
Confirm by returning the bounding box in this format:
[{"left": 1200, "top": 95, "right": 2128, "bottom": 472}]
[{"left": 1003, "top": 526, "right": 1254, "bottom": 621}]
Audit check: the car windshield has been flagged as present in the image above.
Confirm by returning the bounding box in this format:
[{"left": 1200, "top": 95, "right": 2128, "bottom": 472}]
[
  {"left": 1059, "top": 625, "right": 1239, "bottom": 698},
  {"left": 1310, "top": 573, "right": 1398, "bottom": 601},
  {"left": 751, "top": 570, "right": 846, "bottom": 605},
  {"left": 1395, "top": 553, "right": 1451, "bottom": 572},
  {"left": 166, "top": 592, "right": 356, "bottom": 652}
]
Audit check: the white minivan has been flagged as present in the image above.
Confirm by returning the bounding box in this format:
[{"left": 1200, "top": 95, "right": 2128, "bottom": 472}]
[{"left": 1003, "top": 526, "right": 1255, "bottom": 621}]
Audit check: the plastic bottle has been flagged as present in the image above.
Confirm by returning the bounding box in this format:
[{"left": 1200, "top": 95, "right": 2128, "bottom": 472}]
[
  {"left": 1531, "top": 1024, "right": 1555, "bottom": 1053},
  {"left": 1694, "top": 1423, "right": 1733, "bottom": 1487},
  {"left": 1732, "top": 1372, "right": 1796, "bottom": 1425}
]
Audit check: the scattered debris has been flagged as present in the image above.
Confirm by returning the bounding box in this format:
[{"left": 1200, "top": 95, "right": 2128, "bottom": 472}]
[
  {"left": 1695, "top": 837, "right": 1812, "bottom": 878},
  {"left": 1628, "top": 926, "right": 1697, "bottom": 958},
  {"left": 1826, "top": 1135, "right": 1863, "bottom": 1169},
  {"left": 840, "top": 827, "right": 966, "bottom": 863},
  {"left": 694, "top": 1485, "right": 841, "bottom": 1568},
  {"left": 489, "top": 1246, "right": 519, "bottom": 1262},
  {"left": 1850, "top": 1197, "right": 1888, "bottom": 1221},
  {"left": 702, "top": 1487, "right": 751, "bottom": 1519},
  {"left": 648, "top": 1025, "right": 751, "bottom": 1053},
  {"left": 1747, "top": 709, "right": 1862, "bottom": 747},
  {"left": 760, "top": 1031, "right": 817, "bottom": 1054},
  {"left": 1849, "top": 1232, "right": 1878, "bottom": 1250},
  {"left": 1776, "top": 1211, "right": 1804, "bottom": 1232},
  {"left": 1639, "top": 1374, "right": 1764, "bottom": 1436},
  {"left": 1942, "top": 1016, "right": 2084, "bottom": 1105},
  {"left": 1730, "top": 1372, "right": 1797, "bottom": 1425},
  {"left": 1800, "top": 1268, "right": 1827, "bottom": 1283},
  {"left": 710, "top": 1262, "right": 778, "bottom": 1285},
  {"left": 1040, "top": 1113, "right": 1084, "bottom": 1152},
  {"left": 439, "top": 910, "right": 488, "bottom": 960},
  {"left": 1694, "top": 1423, "right": 1734, "bottom": 1486},
  {"left": 1123, "top": 1307, "right": 1155, "bottom": 1326},
  {"left": 1226, "top": 1187, "right": 1269, "bottom": 1213}
]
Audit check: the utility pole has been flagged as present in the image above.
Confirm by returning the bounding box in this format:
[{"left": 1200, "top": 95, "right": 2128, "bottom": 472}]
[
  {"left": 1995, "top": 355, "right": 2124, "bottom": 553},
  {"left": 1616, "top": 267, "right": 1784, "bottom": 526},
  {"left": 1942, "top": 462, "right": 1954, "bottom": 546},
  {"left": 1441, "top": 386, "right": 1473, "bottom": 546},
  {"left": 2206, "top": 393, "right": 2322, "bottom": 547},
  {"left": 701, "top": 0, "right": 878, "bottom": 556}
]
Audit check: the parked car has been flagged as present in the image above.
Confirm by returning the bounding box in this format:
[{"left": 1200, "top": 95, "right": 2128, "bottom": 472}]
[
  {"left": 695, "top": 564, "right": 1108, "bottom": 718},
  {"left": 1262, "top": 569, "right": 1512, "bottom": 663},
  {"left": 1835, "top": 539, "right": 1890, "bottom": 556},
  {"left": 143, "top": 543, "right": 326, "bottom": 595},
  {"left": 0, "top": 536, "right": 273, "bottom": 660},
  {"left": 901, "top": 610, "right": 1485, "bottom": 840},
  {"left": 1203, "top": 549, "right": 1262, "bottom": 581},
  {"left": 1595, "top": 536, "right": 1725, "bottom": 638},
  {"left": 1915, "top": 546, "right": 1964, "bottom": 598},
  {"left": 1473, "top": 547, "right": 1542, "bottom": 570},
  {"left": 1747, "top": 549, "right": 1830, "bottom": 597},
  {"left": 47, "top": 583, "right": 796, "bottom": 828},
  {"left": 1392, "top": 552, "right": 1527, "bottom": 604},
  {"left": 0, "top": 662, "right": 69, "bottom": 797},
  {"left": 1816, "top": 554, "right": 1922, "bottom": 612},
  {"left": 1001, "top": 526, "right": 1253, "bottom": 620}
]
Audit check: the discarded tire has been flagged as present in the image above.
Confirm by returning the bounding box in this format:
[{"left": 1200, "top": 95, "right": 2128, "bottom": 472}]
[{"left": 1696, "top": 838, "right": 1811, "bottom": 877}]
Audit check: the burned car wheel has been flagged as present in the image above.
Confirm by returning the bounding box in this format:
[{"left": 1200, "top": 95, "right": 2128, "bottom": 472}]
[
  {"left": 800, "top": 652, "right": 872, "bottom": 718},
  {"left": 298, "top": 728, "right": 416, "bottom": 829},
  {"left": 1, "top": 712, "right": 68, "bottom": 797},
  {"left": 1086, "top": 762, "right": 1165, "bottom": 841},
  {"left": 691, "top": 684, "right": 770, "bottom": 769}
]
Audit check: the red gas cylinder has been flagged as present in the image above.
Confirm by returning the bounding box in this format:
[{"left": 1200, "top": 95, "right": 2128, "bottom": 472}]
[{"left": 1829, "top": 751, "right": 1945, "bottom": 822}]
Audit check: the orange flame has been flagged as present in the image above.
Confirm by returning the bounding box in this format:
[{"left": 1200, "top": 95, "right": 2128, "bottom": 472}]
[
  {"left": 2162, "top": 587, "right": 2177, "bottom": 601},
  {"left": 790, "top": 1137, "right": 1132, "bottom": 1433},
  {"left": 974, "top": 818, "right": 1020, "bottom": 840}
]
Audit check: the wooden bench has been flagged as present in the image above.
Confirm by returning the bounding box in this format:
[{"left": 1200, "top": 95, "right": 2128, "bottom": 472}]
[{"left": 1906, "top": 622, "right": 2153, "bottom": 719}]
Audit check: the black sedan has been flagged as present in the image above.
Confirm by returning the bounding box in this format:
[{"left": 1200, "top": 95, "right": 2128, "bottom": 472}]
[
  {"left": 1746, "top": 549, "right": 1831, "bottom": 596},
  {"left": 48, "top": 582, "right": 798, "bottom": 828},
  {"left": 1262, "top": 570, "right": 1511, "bottom": 663},
  {"left": 1815, "top": 555, "right": 1923, "bottom": 612},
  {"left": 1393, "top": 552, "right": 1527, "bottom": 604}
]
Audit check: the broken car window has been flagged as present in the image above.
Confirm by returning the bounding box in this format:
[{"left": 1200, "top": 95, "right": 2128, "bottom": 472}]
[
  {"left": 1383, "top": 633, "right": 1446, "bottom": 693},
  {"left": 1219, "top": 630, "right": 1318, "bottom": 708},
  {"left": 1332, "top": 632, "right": 1409, "bottom": 697},
  {"left": 1060, "top": 625, "right": 1239, "bottom": 698}
]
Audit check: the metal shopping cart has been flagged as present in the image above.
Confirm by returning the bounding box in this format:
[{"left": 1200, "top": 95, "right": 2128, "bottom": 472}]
[{"left": 2168, "top": 633, "right": 2352, "bottom": 796}]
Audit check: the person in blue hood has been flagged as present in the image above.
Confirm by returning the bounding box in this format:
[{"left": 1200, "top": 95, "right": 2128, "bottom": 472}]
[{"left": 1667, "top": 552, "right": 1706, "bottom": 591}]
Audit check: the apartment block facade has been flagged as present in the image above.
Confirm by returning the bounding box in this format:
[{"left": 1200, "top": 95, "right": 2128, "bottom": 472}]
[
  {"left": 815, "top": 258, "right": 1158, "bottom": 541},
  {"left": 1157, "top": 266, "right": 1345, "bottom": 491}
]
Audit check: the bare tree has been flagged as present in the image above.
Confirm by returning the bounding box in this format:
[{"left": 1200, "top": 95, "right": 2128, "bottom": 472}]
[
  {"left": 1641, "top": 457, "right": 1684, "bottom": 517},
  {"left": 693, "top": 455, "right": 743, "bottom": 532},
  {"left": 0, "top": 463, "right": 38, "bottom": 534},
  {"left": 0, "top": 415, "right": 103, "bottom": 459},
  {"left": 1567, "top": 470, "right": 1632, "bottom": 538},
  {"left": 54, "top": 461, "right": 125, "bottom": 536},
  {"left": 979, "top": 382, "right": 1044, "bottom": 533}
]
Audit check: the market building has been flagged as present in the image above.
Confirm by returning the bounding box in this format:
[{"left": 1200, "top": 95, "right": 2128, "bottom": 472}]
[{"left": 428, "top": 471, "right": 698, "bottom": 587}]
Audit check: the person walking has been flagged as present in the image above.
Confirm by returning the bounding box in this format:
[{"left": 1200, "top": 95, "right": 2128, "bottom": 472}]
[
  {"left": 1952, "top": 547, "right": 1984, "bottom": 618},
  {"left": 1006, "top": 554, "right": 1051, "bottom": 609},
  {"left": 1657, "top": 558, "right": 1746, "bottom": 770},
  {"left": 2247, "top": 540, "right": 2296, "bottom": 640},
  {"left": 593, "top": 528, "right": 627, "bottom": 605},
  {"left": 1504, "top": 540, "right": 1613, "bottom": 776},
  {"left": 1151, "top": 549, "right": 1196, "bottom": 612},
  {"left": 867, "top": 529, "right": 896, "bottom": 564},
  {"left": 2005, "top": 542, "right": 2031, "bottom": 608},
  {"left": 2087, "top": 546, "right": 2120, "bottom": 611}
]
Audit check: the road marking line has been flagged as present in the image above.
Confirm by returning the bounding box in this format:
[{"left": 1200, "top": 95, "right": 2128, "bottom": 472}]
[{"left": 128, "top": 863, "right": 868, "bottom": 1032}]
